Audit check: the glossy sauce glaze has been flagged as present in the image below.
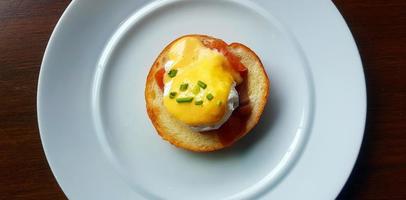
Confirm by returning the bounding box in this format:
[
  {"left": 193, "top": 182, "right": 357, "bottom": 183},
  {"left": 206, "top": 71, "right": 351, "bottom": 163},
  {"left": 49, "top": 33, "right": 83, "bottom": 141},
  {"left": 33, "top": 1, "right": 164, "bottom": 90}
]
[
  {"left": 203, "top": 39, "right": 247, "bottom": 74},
  {"left": 154, "top": 38, "right": 252, "bottom": 146}
]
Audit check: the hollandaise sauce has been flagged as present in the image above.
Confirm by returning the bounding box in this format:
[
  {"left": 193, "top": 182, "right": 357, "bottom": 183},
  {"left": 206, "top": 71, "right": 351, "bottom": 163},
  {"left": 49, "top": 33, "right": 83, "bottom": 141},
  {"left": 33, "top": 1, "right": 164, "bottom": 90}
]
[{"left": 162, "top": 37, "right": 238, "bottom": 126}]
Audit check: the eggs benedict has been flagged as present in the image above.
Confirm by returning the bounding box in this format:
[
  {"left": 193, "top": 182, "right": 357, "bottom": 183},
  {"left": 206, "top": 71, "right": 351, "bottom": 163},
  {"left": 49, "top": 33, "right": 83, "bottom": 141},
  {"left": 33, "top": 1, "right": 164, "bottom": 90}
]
[
  {"left": 145, "top": 35, "right": 269, "bottom": 152},
  {"left": 162, "top": 37, "right": 240, "bottom": 131}
]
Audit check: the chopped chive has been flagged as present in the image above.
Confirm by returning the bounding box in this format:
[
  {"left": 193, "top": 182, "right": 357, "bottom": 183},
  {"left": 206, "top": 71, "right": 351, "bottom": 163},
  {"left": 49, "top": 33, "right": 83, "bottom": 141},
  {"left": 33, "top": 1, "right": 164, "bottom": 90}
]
[
  {"left": 169, "top": 92, "right": 177, "bottom": 99},
  {"left": 206, "top": 93, "right": 214, "bottom": 101},
  {"left": 180, "top": 83, "right": 188, "bottom": 91},
  {"left": 216, "top": 100, "right": 223, "bottom": 106},
  {"left": 192, "top": 85, "right": 200, "bottom": 94},
  {"left": 168, "top": 69, "right": 177, "bottom": 78},
  {"left": 195, "top": 100, "right": 203, "bottom": 105},
  {"left": 197, "top": 80, "right": 207, "bottom": 89},
  {"left": 176, "top": 97, "right": 193, "bottom": 103}
]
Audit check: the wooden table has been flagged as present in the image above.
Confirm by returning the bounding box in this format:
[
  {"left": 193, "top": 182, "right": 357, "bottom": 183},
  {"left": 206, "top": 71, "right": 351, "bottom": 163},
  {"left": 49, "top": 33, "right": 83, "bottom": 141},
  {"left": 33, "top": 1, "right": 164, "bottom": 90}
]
[{"left": 0, "top": 0, "right": 404, "bottom": 199}]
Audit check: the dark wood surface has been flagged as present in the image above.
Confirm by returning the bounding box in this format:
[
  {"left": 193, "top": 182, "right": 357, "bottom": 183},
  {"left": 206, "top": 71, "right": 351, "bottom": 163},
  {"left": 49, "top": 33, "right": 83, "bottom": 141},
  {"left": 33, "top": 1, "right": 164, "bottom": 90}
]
[
  {"left": 0, "top": 0, "right": 404, "bottom": 199},
  {"left": 334, "top": 0, "right": 406, "bottom": 199}
]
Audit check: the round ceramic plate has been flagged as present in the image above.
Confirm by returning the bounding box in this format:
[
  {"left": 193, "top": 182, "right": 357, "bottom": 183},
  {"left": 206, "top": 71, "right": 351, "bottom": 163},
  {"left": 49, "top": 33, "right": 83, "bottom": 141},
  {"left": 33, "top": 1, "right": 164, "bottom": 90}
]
[{"left": 38, "top": 0, "right": 366, "bottom": 199}]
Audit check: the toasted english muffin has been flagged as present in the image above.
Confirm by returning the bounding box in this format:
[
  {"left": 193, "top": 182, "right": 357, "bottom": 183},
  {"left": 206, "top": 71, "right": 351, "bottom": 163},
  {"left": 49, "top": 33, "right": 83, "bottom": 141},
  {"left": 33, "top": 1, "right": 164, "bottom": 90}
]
[{"left": 145, "top": 34, "right": 269, "bottom": 152}]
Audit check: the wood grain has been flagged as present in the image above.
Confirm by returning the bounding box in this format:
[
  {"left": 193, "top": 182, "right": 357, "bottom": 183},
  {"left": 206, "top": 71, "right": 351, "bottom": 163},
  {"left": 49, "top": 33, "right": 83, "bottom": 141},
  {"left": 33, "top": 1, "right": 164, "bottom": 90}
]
[
  {"left": 0, "top": 1, "right": 69, "bottom": 199},
  {"left": 0, "top": 0, "right": 404, "bottom": 199},
  {"left": 334, "top": 0, "right": 406, "bottom": 199}
]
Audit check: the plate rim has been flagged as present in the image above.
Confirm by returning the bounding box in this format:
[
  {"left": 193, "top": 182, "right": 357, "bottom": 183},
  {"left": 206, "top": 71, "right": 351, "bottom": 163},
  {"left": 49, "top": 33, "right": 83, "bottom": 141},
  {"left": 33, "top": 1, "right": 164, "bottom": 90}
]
[{"left": 37, "top": 0, "right": 367, "bottom": 199}]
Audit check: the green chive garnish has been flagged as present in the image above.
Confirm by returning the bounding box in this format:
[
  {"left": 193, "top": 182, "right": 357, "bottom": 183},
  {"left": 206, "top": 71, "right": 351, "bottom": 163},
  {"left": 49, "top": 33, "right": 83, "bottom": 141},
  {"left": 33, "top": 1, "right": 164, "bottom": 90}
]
[
  {"left": 206, "top": 93, "right": 214, "bottom": 101},
  {"left": 197, "top": 80, "right": 207, "bottom": 89},
  {"left": 180, "top": 83, "right": 188, "bottom": 91},
  {"left": 216, "top": 100, "right": 223, "bottom": 106},
  {"left": 169, "top": 92, "right": 177, "bottom": 99},
  {"left": 168, "top": 69, "right": 177, "bottom": 78},
  {"left": 195, "top": 100, "right": 203, "bottom": 105},
  {"left": 176, "top": 97, "right": 193, "bottom": 103},
  {"left": 192, "top": 85, "right": 200, "bottom": 94}
]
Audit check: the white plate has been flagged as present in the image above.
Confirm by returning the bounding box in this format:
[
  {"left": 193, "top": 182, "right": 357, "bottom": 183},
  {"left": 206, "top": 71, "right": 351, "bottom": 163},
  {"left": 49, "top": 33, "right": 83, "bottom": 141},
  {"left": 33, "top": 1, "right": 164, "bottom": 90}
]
[{"left": 38, "top": 0, "right": 366, "bottom": 199}]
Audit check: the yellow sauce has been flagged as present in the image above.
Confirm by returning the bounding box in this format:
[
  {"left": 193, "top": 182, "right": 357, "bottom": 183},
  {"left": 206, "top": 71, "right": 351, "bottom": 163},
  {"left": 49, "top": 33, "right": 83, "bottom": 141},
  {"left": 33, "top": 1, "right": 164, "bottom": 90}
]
[{"left": 163, "top": 37, "right": 236, "bottom": 126}]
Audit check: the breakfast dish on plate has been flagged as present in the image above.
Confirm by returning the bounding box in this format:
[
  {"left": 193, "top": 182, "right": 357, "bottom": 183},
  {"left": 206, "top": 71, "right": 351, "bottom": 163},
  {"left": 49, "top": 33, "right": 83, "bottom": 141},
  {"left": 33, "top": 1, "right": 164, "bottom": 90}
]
[
  {"left": 145, "top": 35, "right": 269, "bottom": 152},
  {"left": 38, "top": 0, "right": 367, "bottom": 198}
]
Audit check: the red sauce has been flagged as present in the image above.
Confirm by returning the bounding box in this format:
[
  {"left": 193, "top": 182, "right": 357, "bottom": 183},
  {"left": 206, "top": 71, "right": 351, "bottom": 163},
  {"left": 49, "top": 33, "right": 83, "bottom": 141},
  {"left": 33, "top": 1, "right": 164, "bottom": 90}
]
[{"left": 155, "top": 68, "right": 165, "bottom": 90}]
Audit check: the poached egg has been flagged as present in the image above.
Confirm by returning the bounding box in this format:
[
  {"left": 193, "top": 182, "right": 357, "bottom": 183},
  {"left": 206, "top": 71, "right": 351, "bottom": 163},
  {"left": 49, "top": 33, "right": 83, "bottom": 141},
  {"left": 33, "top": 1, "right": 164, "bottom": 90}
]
[{"left": 162, "top": 37, "right": 241, "bottom": 131}]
